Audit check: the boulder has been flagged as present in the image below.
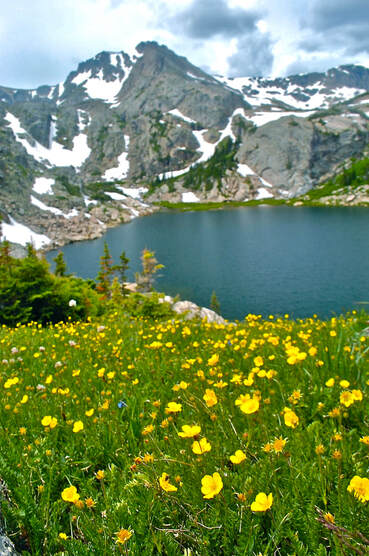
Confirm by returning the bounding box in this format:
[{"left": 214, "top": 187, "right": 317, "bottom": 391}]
[{"left": 172, "top": 300, "right": 226, "bottom": 324}]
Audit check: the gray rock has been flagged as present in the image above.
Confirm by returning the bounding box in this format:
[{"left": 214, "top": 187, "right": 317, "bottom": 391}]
[
  {"left": 0, "top": 535, "right": 19, "bottom": 555},
  {"left": 172, "top": 300, "right": 226, "bottom": 324}
]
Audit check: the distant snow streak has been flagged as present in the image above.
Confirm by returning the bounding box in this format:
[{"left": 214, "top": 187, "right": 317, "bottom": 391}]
[
  {"left": 103, "top": 135, "right": 130, "bottom": 180},
  {"left": 31, "top": 195, "right": 79, "bottom": 218},
  {"left": 32, "top": 177, "right": 54, "bottom": 195},
  {"left": 182, "top": 192, "right": 200, "bottom": 202},
  {"left": 5, "top": 112, "right": 91, "bottom": 168},
  {"left": 167, "top": 109, "right": 196, "bottom": 124},
  {"left": 1, "top": 216, "right": 51, "bottom": 248}
]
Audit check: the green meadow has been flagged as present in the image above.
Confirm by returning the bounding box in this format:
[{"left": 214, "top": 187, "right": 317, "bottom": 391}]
[{"left": 0, "top": 306, "right": 369, "bottom": 554}]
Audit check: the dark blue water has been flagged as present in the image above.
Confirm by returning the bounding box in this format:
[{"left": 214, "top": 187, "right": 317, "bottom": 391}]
[{"left": 47, "top": 206, "right": 369, "bottom": 320}]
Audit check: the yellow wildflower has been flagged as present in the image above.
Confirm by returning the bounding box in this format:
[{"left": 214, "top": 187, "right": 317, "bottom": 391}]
[
  {"left": 165, "top": 402, "right": 182, "bottom": 414},
  {"left": 235, "top": 393, "right": 259, "bottom": 414},
  {"left": 201, "top": 472, "right": 223, "bottom": 499},
  {"left": 61, "top": 485, "right": 80, "bottom": 504},
  {"left": 115, "top": 529, "right": 132, "bottom": 544},
  {"left": 159, "top": 473, "right": 178, "bottom": 492},
  {"left": 203, "top": 389, "right": 218, "bottom": 407},
  {"left": 178, "top": 425, "right": 201, "bottom": 438},
  {"left": 251, "top": 492, "right": 273, "bottom": 512},
  {"left": 73, "top": 421, "right": 84, "bottom": 433},
  {"left": 41, "top": 416, "right": 57, "bottom": 429},
  {"left": 340, "top": 391, "right": 354, "bottom": 407},
  {"left": 192, "top": 437, "right": 211, "bottom": 454},
  {"left": 283, "top": 408, "right": 299, "bottom": 428},
  {"left": 207, "top": 354, "right": 219, "bottom": 366},
  {"left": 273, "top": 437, "right": 286, "bottom": 453},
  {"left": 230, "top": 450, "right": 246, "bottom": 464},
  {"left": 347, "top": 476, "right": 369, "bottom": 502}
]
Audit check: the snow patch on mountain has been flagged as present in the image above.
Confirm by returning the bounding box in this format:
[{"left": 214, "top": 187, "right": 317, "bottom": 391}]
[
  {"left": 77, "top": 110, "right": 90, "bottom": 132},
  {"left": 193, "top": 130, "right": 217, "bottom": 164},
  {"left": 237, "top": 163, "right": 255, "bottom": 177},
  {"left": 70, "top": 53, "right": 134, "bottom": 103},
  {"left": 247, "top": 110, "right": 314, "bottom": 127},
  {"left": 32, "top": 177, "right": 54, "bottom": 195},
  {"left": 5, "top": 112, "right": 91, "bottom": 168},
  {"left": 216, "top": 74, "right": 367, "bottom": 110},
  {"left": 182, "top": 192, "right": 200, "bottom": 202},
  {"left": 104, "top": 191, "right": 126, "bottom": 201},
  {"left": 2, "top": 216, "right": 51, "bottom": 248},
  {"left": 115, "top": 186, "right": 147, "bottom": 200},
  {"left": 31, "top": 196, "right": 79, "bottom": 218},
  {"left": 256, "top": 187, "right": 274, "bottom": 200},
  {"left": 167, "top": 109, "right": 196, "bottom": 124},
  {"left": 84, "top": 72, "right": 126, "bottom": 103},
  {"left": 103, "top": 135, "right": 130, "bottom": 180}
]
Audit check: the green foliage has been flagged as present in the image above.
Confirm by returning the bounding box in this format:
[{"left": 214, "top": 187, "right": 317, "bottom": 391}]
[
  {"left": 119, "top": 291, "right": 174, "bottom": 318},
  {"left": 55, "top": 175, "right": 81, "bottom": 197},
  {"left": 210, "top": 290, "right": 221, "bottom": 314},
  {"left": 135, "top": 248, "right": 164, "bottom": 293},
  {"left": 113, "top": 250, "right": 130, "bottom": 297},
  {"left": 96, "top": 242, "right": 114, "bottom": 299},
  {"left": 0, "top": 310, "right": 368, "bottom": 553},
  {"left": 83, "top": 181, "right": 123, "bottom": 201},
  {"left": 305, "top": 155, "right": 369, "bottom": 201},
  {"left": 182, "top": 136, "right": 238, "bottom": 191},
  {"left": 157, "top": 198, "right": 288, "bottom": 211},
  {"left": 53, "top": 251, "right": 67, "bottom": 277},
  {"left": 0, "top": 242, "right": 101, "bottom": 325},
  {"left": 309, "top": 105, "right": 343, "bottom": 120}
]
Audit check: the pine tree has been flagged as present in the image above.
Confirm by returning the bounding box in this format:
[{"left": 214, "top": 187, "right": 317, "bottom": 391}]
[
  {"left": 0, "top": 240, "right": 12, "bottom": 268},
  {"left": 135, "top": 248, "right": 164, "bottom": 293},
  {"left": 210, "top": 290, "right": 221, "bottom": 314},
  {"left": 53, "top": 251, "right": 67, "bottom": 277},
  {"left": 110, "top": 276, "right": 124, "bottom": 305},
  {"left": 96, "top": 242, "right": 114, "bottom": 299},
  {"left": 113, "top": 250, "right": 130, "bottom": 297}
]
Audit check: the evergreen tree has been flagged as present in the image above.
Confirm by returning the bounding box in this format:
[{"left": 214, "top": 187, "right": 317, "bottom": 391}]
[
  {"left": 96, "top": 242, "right": 114, "bottom": 299},
  {"left": 53, "top": 251, "right": 67, "bottom": 277},
  {"left": 135, "top": 248, "right": 164, "bottom": 293},
  {"left": 110, "top": 276, "right": 124, "bottom": 305},
  {"left": 26, "top": 242, "right": 37, "bottom": 259},
  {"left": 113, "top": 250, "right": 130, "bottom": 297},
  {"left": 0, "top": 239, "right": 12, "bottom": 268},
  {"left": 210, "top": 291, "right": 221, "bottom": 314}
]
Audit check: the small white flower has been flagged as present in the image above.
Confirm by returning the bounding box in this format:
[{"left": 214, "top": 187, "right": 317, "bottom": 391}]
[{"left": 69, "top": 299, "right": 77, "bottom": 307}]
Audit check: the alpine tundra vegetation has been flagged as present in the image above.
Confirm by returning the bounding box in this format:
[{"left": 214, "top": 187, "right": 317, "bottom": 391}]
[{"left": 0, "top": 300, "right": 368, "bottom": 554}]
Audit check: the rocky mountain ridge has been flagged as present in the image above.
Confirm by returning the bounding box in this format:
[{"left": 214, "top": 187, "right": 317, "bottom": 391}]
[{"left": 1, "top": 41, "right": 369, "bottom": 249}]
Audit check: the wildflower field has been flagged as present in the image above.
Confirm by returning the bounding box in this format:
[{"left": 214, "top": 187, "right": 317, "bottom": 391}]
[{"left": 0, "top": 309, "right": 369, "bottom": 555}]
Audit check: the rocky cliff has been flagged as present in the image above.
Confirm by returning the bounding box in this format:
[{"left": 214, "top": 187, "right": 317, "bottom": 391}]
[{"left": 1, "top": 41, "right": 369, "bottom": 248}]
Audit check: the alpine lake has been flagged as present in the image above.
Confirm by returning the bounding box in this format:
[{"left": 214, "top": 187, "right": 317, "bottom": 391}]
[{"left": 46, "top": 206, "right": 369, "bottom": 321}]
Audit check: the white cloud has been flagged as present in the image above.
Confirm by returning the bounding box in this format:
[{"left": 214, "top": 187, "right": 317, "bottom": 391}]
[{"left": 0, "top": 0, "right": 368, "bottom": 88}]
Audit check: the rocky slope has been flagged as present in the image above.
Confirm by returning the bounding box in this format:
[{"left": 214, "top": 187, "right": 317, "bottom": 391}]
[{"left": 1, "top": 41, "right": 369, "bottom": 249}]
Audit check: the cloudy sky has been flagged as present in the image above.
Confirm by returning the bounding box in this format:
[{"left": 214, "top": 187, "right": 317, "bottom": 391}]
[{"left": 1, "top": 0, "right": 369, "bottom": 89}]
